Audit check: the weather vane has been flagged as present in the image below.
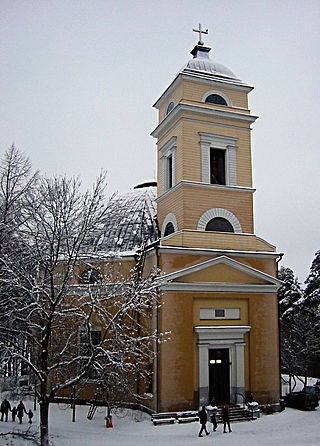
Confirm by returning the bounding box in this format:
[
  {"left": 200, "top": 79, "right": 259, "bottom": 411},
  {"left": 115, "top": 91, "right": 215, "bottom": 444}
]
[{"left": 193, "top": 23, "right": 208, "bottom": 45}]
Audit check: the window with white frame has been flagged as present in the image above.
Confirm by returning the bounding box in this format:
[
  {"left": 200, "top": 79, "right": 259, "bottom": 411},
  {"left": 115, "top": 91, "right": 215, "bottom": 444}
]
[
  {"left": 160, "top": 136, "right": 176, "bottom": 193},
  {"left": 202, "top": 90, "right": 232, "bottom": 107},
  {"left": 199, "top": 133, "right": 237, "bottom": 186},
  {"left": 161, "top": 213, "right": 178, "bottom": 237}
]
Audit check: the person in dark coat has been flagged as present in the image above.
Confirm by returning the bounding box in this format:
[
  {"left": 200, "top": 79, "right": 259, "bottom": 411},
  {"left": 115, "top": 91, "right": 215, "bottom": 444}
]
[
  {"left": 210, "top": 407, "right": 218, "bottom": 432},
  {"left": 221, "top": 403, "right": 232, "bottom": 433},
  {"left": 11, "top": 406, "right": 17, "bottom": 422},
  {"left": 17, "top": 401, "right": 26, "bottom": 424},
  {"left": 27, "top": 409, "right": 33, "bottom": 424},
  {"left": 198, "top": 405, "right": 210, "bottom": 437},
  {"left": 0, "top": 400, "right": 5, "bottom": 422},
  {"left": 0, "top": 398, "right": 11, "bottom": 422}
]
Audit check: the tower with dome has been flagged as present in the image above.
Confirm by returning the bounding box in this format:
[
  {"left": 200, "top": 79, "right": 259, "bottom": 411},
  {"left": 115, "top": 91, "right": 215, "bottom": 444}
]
[{"left": 149, "top": 25, "right": 282, "bottom": 411}]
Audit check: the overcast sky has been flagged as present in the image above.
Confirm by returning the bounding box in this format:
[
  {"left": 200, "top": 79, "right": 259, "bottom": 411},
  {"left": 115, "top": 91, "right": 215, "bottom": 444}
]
[{"left": 1, "top": 0, "right": 319, "bottom": 282}]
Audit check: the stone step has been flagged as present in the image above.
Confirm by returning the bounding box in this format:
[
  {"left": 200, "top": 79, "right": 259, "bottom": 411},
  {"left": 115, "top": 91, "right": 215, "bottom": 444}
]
[{"left": 152, "top": 406, "right": 256, "bottom": 425}]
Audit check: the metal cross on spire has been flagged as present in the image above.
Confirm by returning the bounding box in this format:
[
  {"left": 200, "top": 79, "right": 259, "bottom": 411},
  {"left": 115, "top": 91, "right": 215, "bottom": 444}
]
[{"left": 192, "top": 23, "right": 208, "bottom": 45}]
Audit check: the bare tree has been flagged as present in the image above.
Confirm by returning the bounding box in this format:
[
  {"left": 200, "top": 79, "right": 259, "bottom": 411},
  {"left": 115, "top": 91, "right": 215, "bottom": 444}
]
[
  {"left": 0, "top": 173, "right": 161, "bottom": 446},
  {"left": 0, "top": 145, "right": 38, "bottom": 379},
  {"left": 0, "top": 144, "right": 38, "bottom": 245}
]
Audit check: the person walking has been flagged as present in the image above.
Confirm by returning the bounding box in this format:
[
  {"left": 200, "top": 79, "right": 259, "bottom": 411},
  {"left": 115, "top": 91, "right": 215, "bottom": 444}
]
[
  {"left": 17, "top": 401, "right": 26, "bottom": 424},
  {"left": 11, "top": 406, "right": 17, "bottom": 422},
  {"left": 210, "top": 406, "right": 218, "bottom": 432},
  {"left": 221, "top": 403, "right": 232, "bottom": 433},
  {"left": 198, "top": 405, "right": 210, "bottom": 437},
  {"left": 27, "top": 409, "right": 33, "bottom": 424},
  {"left": 0, "top": 398, "right": 11, "bottom": 422},
  {"left": 0, "top": 400, "right": 5, "bottom": 422}
]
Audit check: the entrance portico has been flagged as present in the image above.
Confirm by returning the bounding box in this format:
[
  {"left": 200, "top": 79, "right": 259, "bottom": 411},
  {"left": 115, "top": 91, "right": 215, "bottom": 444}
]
[{"left": 195, "top": 326, "right": 250, "bottom": 406}]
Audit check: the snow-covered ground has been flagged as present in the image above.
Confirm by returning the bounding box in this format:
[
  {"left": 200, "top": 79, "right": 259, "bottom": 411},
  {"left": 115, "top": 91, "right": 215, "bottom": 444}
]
[{"left": 0, "top": 402, "right": 319, "bottom": 446}]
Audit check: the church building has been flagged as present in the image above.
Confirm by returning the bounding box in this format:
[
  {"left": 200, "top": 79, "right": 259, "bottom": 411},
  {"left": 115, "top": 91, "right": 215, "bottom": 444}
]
[{"left": 87, "top": 27, "right": 282, "bottom": 412}]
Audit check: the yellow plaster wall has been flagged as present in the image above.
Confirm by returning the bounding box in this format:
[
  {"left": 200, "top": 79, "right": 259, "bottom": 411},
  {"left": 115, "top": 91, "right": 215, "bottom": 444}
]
[
  {"left": 158, "top": 185, "right": 254, "bottom": 235},
  {"left": 161, "top": 231, "right": 275, "bottom": 253},
  {"left": 193, "top": 297, "right": 249, "bottom": 325},
  {"left": 248, "top": 294, "right": 280, "bottom": 402},
  {"left": 158, "top": 79, "right": 250, "bottom": 120},
  {"left": 180, "top": 263, "right": 264, "bottom": 284},
  {"left": 159, "top": 291, "right": 195, "bottom": 411},
  {"left": 158, "top": 82, "right": 184, "bottom": 122},
  {"left": 181, "top": 80, "right": 249, "bottom": 109},
  {"left": 159, "top": 251, "right": 277, "bottom": 281}
]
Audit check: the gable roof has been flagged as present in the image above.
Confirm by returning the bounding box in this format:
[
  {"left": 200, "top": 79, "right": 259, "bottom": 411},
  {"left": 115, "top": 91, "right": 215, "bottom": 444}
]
[{"left": 160, "top": 255, "right": 283, "bottom": 293}]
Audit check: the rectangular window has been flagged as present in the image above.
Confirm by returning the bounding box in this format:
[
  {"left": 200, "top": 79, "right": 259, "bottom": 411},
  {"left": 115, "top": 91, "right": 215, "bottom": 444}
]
[
  {"left": 215, "top": 309, "right": 225, "bottom": 318},
  {"left": 78, "top": 326, "right": 101, "bottom": 380},
  {"left": 210, "top": 148, "right": 225, "bottom": 185},
  {"left": 167, "top": 155, "right": 173, "bottom": 189}
]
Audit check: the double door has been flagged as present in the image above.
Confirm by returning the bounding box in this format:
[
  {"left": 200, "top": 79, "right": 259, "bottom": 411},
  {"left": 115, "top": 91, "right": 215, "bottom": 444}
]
[{"left": 209, "top": 348, "right": 230, "bottom": 404}]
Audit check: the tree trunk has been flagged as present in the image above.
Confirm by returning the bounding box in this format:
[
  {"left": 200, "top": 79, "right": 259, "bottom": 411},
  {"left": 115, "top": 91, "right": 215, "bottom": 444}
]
[
  {"left": 40, "top": 400, "right": 50, "bottom": 446},
  {"left": 72, "top": 386, "right": 76, "bottom": 422}
]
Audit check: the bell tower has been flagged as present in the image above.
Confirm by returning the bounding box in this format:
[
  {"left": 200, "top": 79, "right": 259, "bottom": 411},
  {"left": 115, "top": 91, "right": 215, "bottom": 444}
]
[
  {"left": 151, "top": 27, "right": 281, "bottom": 411},
  {"left": 152, "top": 27, "right": 261, "bottom": 250}
]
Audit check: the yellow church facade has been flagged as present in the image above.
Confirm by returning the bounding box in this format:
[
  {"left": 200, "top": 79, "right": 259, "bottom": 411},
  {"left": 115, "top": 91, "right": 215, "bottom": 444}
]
[{"left": 148, "top": 34, "right": 282, "bottom": 412}]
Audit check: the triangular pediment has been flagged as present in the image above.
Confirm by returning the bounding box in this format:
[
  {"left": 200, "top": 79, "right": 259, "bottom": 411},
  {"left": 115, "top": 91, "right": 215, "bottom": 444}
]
[{"left": 162, "top": 256, "right": 282, "bottom": 287}]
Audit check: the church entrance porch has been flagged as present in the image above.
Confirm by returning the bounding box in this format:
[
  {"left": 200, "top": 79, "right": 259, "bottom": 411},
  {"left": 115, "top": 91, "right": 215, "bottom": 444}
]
[
  {"left": 195, "top": 326, "right": 250, "bottom": 406},
  {"left": 209, "top": 348, "right": 230, "bottom": 404}
]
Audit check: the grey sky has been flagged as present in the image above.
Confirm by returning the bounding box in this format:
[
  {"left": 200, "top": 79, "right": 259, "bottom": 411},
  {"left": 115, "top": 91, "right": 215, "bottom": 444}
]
[{"left": 1, "top": 0, "right": 319, "bottom": 282}]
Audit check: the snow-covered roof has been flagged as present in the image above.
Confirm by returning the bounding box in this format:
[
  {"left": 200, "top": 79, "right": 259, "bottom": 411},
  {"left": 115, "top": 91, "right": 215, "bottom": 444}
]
[
  {"left": 91, "top": 185, "right": 159, "bottom": 254},
  {"left": 179, "top": 44, "right": 240, "bottom": 82}
]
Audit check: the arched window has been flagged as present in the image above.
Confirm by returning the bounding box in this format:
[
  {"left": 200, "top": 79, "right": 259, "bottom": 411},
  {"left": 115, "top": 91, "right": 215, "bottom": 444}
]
[
  {"left": 205, "top": 94, "right": 228, "bottom": 106},
  {"left": 166, "top": 101, "right": 175, "bottom": 115},
  {"left": 164, "top": 222, "right": 175, "bottom": 236},
  {"left": 205, "top": 217, "right": 234, "bottom": 232},
  {"left": 79, "top": 268, "right": 102, "bottom": 284}
]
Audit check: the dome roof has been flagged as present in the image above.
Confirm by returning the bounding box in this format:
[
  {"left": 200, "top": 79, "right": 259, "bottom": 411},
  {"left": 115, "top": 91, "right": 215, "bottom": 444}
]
[
  {"left": 180, "top": 44, "right": 239, "bottom": 81},
  {"left": 186, "top": 58, "right": 236, "bottom": 79},
  {"left": 91, "top": 186, "right": 159, "bottom": 254}
]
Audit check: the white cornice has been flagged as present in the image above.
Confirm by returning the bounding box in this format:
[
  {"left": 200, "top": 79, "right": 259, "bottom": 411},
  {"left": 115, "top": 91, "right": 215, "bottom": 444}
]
[
  {"left": 151, "top": 103, "right": 258, "bottom": 139},
  {"left": 194, "top": 325, "right": 251, "bottom": 336},
  {"left": 159, "top": 136, "right": 177, "bottom": 155},
  {"left": 160, "top": 282, "right": 279, "bottom": 293},
  {"left": 157, "top": 245, "right": 282, "bottom": 259},
  {"left": 156, "top": 180, "right": 255, "bottom": 203}
]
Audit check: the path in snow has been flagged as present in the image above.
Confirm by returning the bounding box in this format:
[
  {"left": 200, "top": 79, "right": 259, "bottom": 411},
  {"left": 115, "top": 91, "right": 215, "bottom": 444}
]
[{"left": 0, "top": 403, "right": 319, "bottom": 445}]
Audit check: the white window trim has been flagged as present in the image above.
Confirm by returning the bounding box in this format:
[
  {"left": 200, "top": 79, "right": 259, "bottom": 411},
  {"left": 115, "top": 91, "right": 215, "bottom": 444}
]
[
  {"left": 200, "top": 308, "right": 240, "bottom": 320},
  {"left": 199, "top": 132, "right": 237, "bottom": 186},
  {"left": 194, "top": 325, "right": 250, "bottom": 406},
  {"left": 161, "top": 213, "right": 178, "bottom": 237},
  {"left": 202, "top": 90, "right": 232, "bottom": 107},
  {"left": 197, "top": 208, "right": 242, "bottom": 233},
  {"left": 160, "top": 136, "right": 176, "bottom": 193}
]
